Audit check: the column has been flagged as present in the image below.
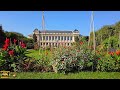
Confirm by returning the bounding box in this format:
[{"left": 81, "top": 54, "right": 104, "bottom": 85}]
[
  {"left": 52, "top": 36, "right": 54, "bottom": 42},
  {"left": 48, "top": 35, "right": 49, "bottom": 41},
  {"left": 73, "top": 35, "right": 75, "bottom": 42},
  {"left": 45, "top": 36, "right": 46, "bottom": 41},
  {"left": 51, "top": 36, "right": 52, "bottom": 41},
  {"left": 42, "top": 35, "right": 43, "bottom": 41}
]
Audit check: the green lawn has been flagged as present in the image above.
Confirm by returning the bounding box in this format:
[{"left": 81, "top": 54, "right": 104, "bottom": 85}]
[
  {"left": 4, "top": 72, "right": 120, "bottom": 79},
  {"left": 25, "top": 49, "right": 52, "bottom": 59},
  {"left": 25, "top": 49, "right": 40, "bottom": 59}
]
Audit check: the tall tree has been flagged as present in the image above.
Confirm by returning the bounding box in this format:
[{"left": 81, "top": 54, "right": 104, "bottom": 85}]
[
  {"left": 33, "top": 33, "right": 37, "bottom": 42},
  {"left": 0, "top": 25, "right": 5, "bottom": 47}
]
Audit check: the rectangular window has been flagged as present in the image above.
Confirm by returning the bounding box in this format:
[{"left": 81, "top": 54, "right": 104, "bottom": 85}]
[
  {"left": 67, "top": 36, "right": 69, "bottom": 40},
  {"left": 46, "top": 36, "right": 48, "bottom": 40},
  {"left": 49, "top": 36, "right": 51, "bottom": 40},
  {"left": 70, "top": 36, "right": 72, "bottom": 41},
  {"left": 61, "top": 36, "right": 63, "bottom": 40},
  {"left": 52, "top": 36, "right": 54, "bottom": 40},
  {"left": 55, "top": 36, "right": 57, "bottom": 40},
  {"left": 43, "top": 36, "right": 45, "bottom": 40},
  {"left": 58, "top": 36, "right": 60, "bottom": 40},
  {"left": 64, "top": 36, "right": 66, "bottom": 40}
]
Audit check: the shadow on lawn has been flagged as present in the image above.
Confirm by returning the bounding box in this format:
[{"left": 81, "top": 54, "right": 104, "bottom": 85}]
[{"left": 25, "top": 50, "right": 32, "bottom": 54}]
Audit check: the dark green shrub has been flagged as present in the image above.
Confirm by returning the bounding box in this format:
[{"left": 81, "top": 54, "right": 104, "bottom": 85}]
[{"left": 26, "top": 42, "right": 34, "bottom": 49}]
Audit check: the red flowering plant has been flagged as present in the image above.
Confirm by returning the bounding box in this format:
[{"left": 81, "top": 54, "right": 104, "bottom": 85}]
[
  {"left": 97, "top": 49, "right": 120, "bottom": 72},
  {"left": 0, "top": 38, "right": 27, "bottom": 71}
]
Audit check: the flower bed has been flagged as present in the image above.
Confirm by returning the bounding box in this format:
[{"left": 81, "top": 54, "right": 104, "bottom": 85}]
[{"left": 1, "top": 38, "right": 120, "bottom": 73}]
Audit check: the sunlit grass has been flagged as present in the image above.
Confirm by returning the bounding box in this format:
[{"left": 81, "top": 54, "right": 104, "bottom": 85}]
[
  {"left": 25, "top": 49, "right": 53, "bottom": 59},
  {"left": 8, "top": 72, "right": 120, "bottom": 79}
]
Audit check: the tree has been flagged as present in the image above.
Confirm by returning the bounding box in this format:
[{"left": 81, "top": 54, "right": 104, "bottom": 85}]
[
  {"left": 74, "top": 36, "right": 79, "bottom": 43},
  {"left": 93, "top": 21, "right": 120, "bottom": 51},
  {"left": 0, "top": 25, "right": 6, "bottom": 47},
  {"left": 33, "top": 33, "right": 37, "bottom": 42}
]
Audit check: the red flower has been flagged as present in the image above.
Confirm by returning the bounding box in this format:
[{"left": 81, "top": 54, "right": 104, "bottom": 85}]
[
  {"left": 108, "top": 52, "right": 114, "bottom": 56},
  {"left": 2, "top": 44, "right": 9, "bottom": 50},
  {"left": 13, "top": 39, "right": 17, "bottom": 44},
  {"left": 80, "top": 41, "right": 83, "bottom": 45},
  {"left": 98, "top": 58, "right": 100, "bottom": 60},
  {"left": 2, "top": 46, "right": 8, "bottom": 50},
  {"left": 20, "top": 42, "right": 26, "bottom": 48},
  {"left": 5, "top": 38, "right": 10, "bottom": 45},
  {"left": 8, "top": 50, "right": 14, "bottom": 56},
  {"left": 116, "top": 50, "right": 120, "bottom": 56}
]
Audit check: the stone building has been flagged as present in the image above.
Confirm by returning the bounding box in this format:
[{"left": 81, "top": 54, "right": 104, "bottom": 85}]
[{"left": 28, "top": 29, "right": 79, "bottom": 47}]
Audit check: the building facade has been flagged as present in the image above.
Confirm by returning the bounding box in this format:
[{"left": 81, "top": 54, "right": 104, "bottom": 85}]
[{"left": 28, "top": 29, "right": 80, "bottom": 47}]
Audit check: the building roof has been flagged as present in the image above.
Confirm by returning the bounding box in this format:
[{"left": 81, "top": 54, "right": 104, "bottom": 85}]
[
  {"left": 40, "top": 30, "right": 73, "bottom": 33},
  {"left": 28, "top": 34, "right": 33, "bottom": 37}
]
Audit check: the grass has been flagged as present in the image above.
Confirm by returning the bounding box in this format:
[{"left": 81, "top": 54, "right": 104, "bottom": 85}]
[
  {"left": 25, "top": 49, "right": 53, "bottom": 59},
  {"left": 25, "top": 49, "right": 40, "bottom": 59},
  {"left": 3, "top": 72, "right": 120, "bottom": 79}
]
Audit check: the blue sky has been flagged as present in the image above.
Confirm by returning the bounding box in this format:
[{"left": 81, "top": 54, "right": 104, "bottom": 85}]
[{"left": 0, "top": 11, "right": 120, "bottom": 37}]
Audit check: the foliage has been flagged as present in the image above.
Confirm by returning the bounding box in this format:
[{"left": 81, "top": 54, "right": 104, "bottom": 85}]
[
  {"left": 74, "top": 36, "right": 80, "bottom": 43},
  {"left": 94, "top": 21, "right": 120, "bottom": 48},
  {"left": 51, "top": 46, "right": 98, "bottom": 74},
  {"left": 34, "top": 42, "right": 39, "bottom": 50},
  {"left": 101, "top": 36, "right": 119, "bottom": 52},
  {"left": 97, "top": 50, "right": 120, "bottom": 72},
  {"left": 33, "top": 33, "right": 37, "bottom": 42},
  {"left": 0, "top": 25, "right": 6, "bottom": 47},
  {"left": 0, "top": 38, "right": 27, "bottom": 71},
  {"left": 26, "top": 49, "right": 53, "bottom": 72},
  {"left": 27, "top": 42, "right": 34, "bottom": 49}
]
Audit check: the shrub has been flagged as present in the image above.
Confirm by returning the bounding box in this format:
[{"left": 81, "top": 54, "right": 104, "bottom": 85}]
[
  {"left": 97, "top": 50, "right": 120, "bottom": 72},
  {"left": 51, "top": 46, "right": 98, "bottom": 74},
  {"left": 0, "top": 38, "right": 27, "bottom": 71},
  {"left": 34, "top": 42, "right": 39, "bottom": 50},
  {"left": 26, "top": 42, "right": 34, "bottom": 49}
]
